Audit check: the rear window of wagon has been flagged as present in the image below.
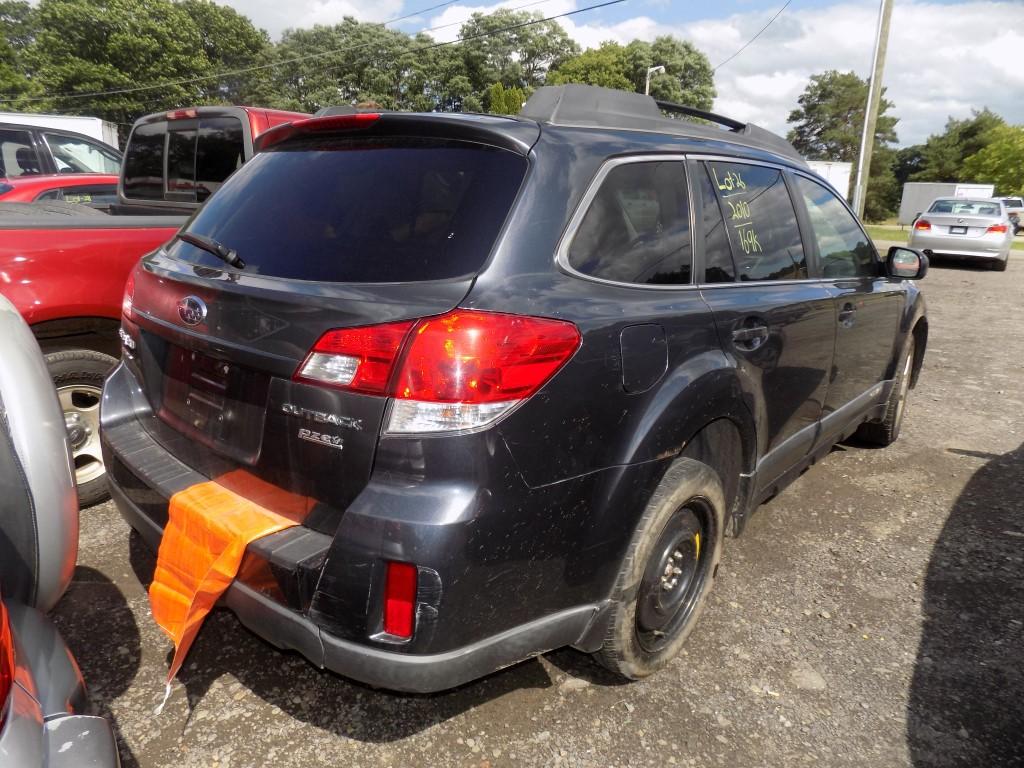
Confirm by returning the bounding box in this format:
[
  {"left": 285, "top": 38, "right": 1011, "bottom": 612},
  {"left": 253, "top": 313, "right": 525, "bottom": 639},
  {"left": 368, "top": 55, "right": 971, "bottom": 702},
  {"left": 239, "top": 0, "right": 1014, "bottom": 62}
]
[{"left": 165, "top": 137, "right": 528, "bottom": 283}]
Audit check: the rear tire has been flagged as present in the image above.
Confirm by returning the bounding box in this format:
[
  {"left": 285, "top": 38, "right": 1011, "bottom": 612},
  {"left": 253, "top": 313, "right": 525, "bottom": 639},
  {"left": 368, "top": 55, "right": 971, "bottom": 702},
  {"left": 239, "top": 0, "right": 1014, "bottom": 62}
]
[
  {"left": 46, "top": 349, "right": 117, "bottom": 508},
  {"left": 992, "top": 256, "right": 1008, "bottom": 272},
  {"left": 856, "top": 339, "right": 915, "bottom": 447},
  {"left": 594, "top": 457, "right": 725, "bottom": 680}
]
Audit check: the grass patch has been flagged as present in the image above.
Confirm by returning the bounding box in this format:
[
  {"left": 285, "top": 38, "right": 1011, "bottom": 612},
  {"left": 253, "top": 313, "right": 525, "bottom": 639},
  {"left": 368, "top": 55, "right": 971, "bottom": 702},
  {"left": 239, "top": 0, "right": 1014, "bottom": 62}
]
[{"left": 866, "top": 224, "right": 1024, "bottom": 252}]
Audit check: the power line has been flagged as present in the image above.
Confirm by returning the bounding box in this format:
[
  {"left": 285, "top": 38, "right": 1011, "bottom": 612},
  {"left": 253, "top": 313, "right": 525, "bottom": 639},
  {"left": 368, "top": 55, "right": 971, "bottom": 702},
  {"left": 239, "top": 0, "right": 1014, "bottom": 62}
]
[
  {"left": 108, "top": 0, "right": 558, "bottom": 116},
  {"left": 0, "top": 0, "right": 620, "bottom": 105},
  {"left": 321, "top": 0, "right": 624, "bottom": 78},
  {"left": 424, "top": 0, "right": 552, "bottom": 35},
  {"left": 713, "top": 0, "right": 792, "bottom": 72},
  {"left": 383, "top": 0, "right": 463, "bottom": 26}
]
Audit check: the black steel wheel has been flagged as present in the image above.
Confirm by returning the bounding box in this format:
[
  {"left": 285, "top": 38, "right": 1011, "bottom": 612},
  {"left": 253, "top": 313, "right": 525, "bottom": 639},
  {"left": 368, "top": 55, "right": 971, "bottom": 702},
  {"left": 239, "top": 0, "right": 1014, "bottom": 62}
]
[{"left": 595, "top": 457, "right": 725, "bottom": 680}]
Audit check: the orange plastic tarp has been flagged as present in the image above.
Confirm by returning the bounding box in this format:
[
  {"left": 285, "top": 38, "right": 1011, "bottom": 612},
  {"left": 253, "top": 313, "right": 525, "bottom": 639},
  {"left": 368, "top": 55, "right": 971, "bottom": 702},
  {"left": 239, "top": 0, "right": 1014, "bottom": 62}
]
[{"left": 148, "top": 470, "right": 310, "bottom": 695}]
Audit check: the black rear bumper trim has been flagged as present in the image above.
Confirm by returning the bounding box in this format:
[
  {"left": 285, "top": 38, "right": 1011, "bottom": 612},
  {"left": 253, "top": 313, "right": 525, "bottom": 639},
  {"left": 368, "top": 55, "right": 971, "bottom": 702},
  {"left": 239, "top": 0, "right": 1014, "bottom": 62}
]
[{"left": 108, "top": 476, "right": 601, "bottom": 693}]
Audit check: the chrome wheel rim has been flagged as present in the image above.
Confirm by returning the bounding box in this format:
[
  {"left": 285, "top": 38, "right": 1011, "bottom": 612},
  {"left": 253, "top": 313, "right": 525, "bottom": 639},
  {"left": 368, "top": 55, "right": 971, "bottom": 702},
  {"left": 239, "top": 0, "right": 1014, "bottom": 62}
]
[{"left": 58, "top": 384, "right": 104, "bottom": 486}]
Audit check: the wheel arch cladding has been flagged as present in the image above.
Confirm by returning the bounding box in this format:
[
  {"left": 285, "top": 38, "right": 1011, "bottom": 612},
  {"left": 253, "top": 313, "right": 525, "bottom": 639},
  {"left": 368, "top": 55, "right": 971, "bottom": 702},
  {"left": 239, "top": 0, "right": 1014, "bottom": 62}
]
[{"left": 680, "top": 417, "right": 748, "bottom": 522}]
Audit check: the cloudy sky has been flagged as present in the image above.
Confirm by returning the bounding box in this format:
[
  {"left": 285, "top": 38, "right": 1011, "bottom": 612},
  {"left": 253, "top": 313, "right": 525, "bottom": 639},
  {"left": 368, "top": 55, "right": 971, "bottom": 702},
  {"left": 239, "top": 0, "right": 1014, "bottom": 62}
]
[{"left": 217, "top": 0, "right": 1024, "bottom": 146}]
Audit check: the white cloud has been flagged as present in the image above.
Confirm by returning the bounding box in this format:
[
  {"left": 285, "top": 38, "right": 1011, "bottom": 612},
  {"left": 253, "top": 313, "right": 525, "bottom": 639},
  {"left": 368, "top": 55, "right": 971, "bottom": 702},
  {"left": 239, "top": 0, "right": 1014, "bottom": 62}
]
[
  {"left": 426, "top": 0, "right": 1024, "bottom": 145},
  {"left": 217, "top": 0, "right": 1024, "bottom": 145},
  {"left": 223, "top": 0, "right": 405, "bottom": 37}
]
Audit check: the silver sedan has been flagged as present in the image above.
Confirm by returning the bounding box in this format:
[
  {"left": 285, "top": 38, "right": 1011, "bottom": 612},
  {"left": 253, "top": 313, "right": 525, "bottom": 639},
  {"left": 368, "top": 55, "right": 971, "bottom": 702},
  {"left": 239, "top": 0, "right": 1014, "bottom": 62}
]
[{"left": 909, "top": 197, "right": 1013, "bottom": 271}]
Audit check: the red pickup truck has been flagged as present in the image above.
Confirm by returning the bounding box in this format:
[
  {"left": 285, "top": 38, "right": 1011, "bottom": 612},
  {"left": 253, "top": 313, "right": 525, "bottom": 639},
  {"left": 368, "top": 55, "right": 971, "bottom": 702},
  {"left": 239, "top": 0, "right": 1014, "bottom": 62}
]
[{"left": 0, "top": 105, "right": 307, "bottom": 504}]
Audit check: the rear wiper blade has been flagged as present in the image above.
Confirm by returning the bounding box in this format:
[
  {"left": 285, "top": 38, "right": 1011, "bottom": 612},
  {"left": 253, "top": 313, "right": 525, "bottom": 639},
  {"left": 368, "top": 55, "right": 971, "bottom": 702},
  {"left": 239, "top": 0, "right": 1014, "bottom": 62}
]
[{"left": 177, "top": 231, "right": 246, "bottom": 269}]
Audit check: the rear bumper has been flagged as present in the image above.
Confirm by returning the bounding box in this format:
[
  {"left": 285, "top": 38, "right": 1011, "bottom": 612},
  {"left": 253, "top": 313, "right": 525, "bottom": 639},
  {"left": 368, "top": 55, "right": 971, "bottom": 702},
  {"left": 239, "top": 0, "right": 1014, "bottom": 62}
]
[
  {"left": 908, "top": 232, "right": 1011, "bottom": 259},
  {"left": 108, "top": 477, "right": 600, "bottom": 692},
  {"left": 100, "top": 361, "right": 614, "bottom": 692},
  {"left": 0, "top": 600, "right": 119, "bottom": 767}
]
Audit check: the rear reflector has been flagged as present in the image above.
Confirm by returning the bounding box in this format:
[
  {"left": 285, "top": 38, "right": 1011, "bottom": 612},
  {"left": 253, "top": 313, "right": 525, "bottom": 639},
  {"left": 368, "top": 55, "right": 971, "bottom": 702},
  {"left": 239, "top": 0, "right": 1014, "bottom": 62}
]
[
  {"left": 914, "top": 219, "right": 931, "bottom": 231},
  {"left": 0, "top": 596, "right": 14, "bottom": 728},
  {"left": 987, "top": 223, "right": 1008, "bottom": 234},
  {"left": 122, "top": 269, "right": 135, "bottom": 319},
  {"left": 295, "top": 310, "right": 581, "bottom": 433},
  {"left": 383, "top": 562, "right": 417, "bottom": 638}
]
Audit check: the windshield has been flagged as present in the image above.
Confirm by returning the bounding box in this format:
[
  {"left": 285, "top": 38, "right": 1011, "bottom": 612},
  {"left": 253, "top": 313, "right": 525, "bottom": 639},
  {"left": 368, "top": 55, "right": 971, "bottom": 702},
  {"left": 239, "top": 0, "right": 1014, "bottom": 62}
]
[
  {"left": 165, "top": 137, "right": 527, "bottom": 283},
  {"left": 927, "top": 199, "right": 1002, "bottom": 216},
  {"left": 1002, "top": 198, "right": 1023, "bottom": 208}
]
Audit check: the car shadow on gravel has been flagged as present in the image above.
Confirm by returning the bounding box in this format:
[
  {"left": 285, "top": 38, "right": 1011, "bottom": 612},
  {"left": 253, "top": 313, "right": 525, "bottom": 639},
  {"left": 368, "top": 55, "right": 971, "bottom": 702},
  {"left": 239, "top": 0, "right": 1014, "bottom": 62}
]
[
  {"left": 127, "top": 531, "right": 555, "bottom": 743},
  {"left": 52, "top": 566, "right": 143, "bottom": 768},
  {"left": 907, "top": 442, "right": 1024, "bottom": 766}
]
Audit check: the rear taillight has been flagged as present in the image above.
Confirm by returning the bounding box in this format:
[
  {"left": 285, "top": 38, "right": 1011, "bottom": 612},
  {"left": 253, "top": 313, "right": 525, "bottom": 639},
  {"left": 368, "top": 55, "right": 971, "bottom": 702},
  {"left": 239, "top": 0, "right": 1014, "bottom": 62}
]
[
  {"left": 382, "top": 562, "right": 417, "bottom": 638},
  {"left": 122, "top": 270, "right": 135, "bottom": 319},
  {"left": 0, "top": 597, "right": 14, "bottom": 728},
  {"left": 294, "top": 310, "right": 581, "bottom": 433},
  {"left": 388, "top": 311, "right": 581, "bottom": 433},
  {"left": 987, "top": 223, "right": 1008, "bottom": 234},
  {"left": 914, "top": 219, "right": 931, "bottom": 231},
  {"left": 296, "top": 321, "right": 414, "bottom": 395}
]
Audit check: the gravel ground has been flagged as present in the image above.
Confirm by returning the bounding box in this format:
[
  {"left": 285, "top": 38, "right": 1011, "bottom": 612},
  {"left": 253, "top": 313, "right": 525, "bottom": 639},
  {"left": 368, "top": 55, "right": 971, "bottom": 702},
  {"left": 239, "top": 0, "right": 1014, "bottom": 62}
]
[{"left": 54, "top": 250, "right": 1024, "bottom": 768}]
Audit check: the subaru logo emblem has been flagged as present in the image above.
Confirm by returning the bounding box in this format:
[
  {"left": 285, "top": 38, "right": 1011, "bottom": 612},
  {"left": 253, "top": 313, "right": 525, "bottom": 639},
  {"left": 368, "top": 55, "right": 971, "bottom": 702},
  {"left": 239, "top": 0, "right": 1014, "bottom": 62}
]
[{"left": 177, "top": 295, "right": 207, "bottom": 326}]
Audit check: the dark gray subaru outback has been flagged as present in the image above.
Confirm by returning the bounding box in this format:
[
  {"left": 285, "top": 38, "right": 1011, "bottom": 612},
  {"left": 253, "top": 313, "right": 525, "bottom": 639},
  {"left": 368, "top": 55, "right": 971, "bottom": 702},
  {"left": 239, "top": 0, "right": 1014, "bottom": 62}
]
[{"left": 100, "top": 85, "right": 928, "bottom": 692}]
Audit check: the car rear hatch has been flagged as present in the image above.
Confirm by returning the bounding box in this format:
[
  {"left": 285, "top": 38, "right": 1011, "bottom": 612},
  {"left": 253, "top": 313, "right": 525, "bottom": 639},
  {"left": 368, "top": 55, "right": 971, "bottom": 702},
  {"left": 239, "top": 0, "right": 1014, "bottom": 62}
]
[
  {"left": 118, "top": 113, "right": 537, "bottom": 536},
  {"left": 918, "top": 209, "right": 1005, "bottom": 239}
]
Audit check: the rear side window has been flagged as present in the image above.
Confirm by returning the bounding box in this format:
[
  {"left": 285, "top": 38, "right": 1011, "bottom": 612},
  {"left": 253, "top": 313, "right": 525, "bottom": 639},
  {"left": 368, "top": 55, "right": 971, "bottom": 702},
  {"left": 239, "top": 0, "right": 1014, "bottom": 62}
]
[
  {"left": 697, "top": 164, "right": 735, "bottom": 283},
  {"left": 567, "top": 160, "right": 692, "bottom": 286},
  {"left": 123, "top": 122, "right": 166, "bottom": 199},
  {"left": 0, "top": 129, "right": 41, "bottom": 177},
  {"left": 794, "top": 175, "right": 876, "bottom": 279},
  {"left": 708, "top": 161, "right": 806, "bottom": 281},
  {"left": 166, "top": 137, "right": 527, "bottom": 283}
]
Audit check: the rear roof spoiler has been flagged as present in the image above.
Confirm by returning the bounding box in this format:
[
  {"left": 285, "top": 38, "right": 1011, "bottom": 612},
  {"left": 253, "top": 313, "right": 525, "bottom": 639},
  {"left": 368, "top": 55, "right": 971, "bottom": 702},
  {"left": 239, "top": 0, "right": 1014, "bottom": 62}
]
[
  {"left": 255, "top": 112, "right": 540, "bottom": 156},
  {"left": 520, "top": 85, "right": 806, "bottom": 166}
]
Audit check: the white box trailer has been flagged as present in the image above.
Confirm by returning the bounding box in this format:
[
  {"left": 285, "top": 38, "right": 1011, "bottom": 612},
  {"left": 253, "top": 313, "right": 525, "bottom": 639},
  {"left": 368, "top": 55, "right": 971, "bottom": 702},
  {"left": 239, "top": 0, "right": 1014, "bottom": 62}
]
[
  {"left": 898, "top": 182, "right": 995, "bottom": 225},
  {"left": 806, "top": 160, "right": 853, "bottom": 200},
  {"left": 0, "top": 112, "right": 119, "bottom": 149}
]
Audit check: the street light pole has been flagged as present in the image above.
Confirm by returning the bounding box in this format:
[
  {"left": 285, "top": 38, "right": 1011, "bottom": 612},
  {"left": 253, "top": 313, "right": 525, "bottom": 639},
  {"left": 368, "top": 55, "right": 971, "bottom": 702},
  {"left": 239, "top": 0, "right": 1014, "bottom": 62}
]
[
  {"left": 852, "top": 0, "right": 894, "bottom": 218},
  {"left": 645, "top": 65, "right": 666, "bottom": 96}
]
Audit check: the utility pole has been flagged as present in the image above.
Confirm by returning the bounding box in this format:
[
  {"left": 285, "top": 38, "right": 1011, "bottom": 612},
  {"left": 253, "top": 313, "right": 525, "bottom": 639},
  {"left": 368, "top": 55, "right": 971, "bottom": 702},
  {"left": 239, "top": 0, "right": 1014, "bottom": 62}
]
[{"left": 852, "top": 0, "right": 894, "bottom": 218}]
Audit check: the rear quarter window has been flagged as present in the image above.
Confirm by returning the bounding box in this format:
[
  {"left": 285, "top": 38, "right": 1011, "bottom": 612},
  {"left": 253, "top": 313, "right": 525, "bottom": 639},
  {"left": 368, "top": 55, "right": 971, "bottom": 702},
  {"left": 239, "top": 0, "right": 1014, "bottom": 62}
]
[
  {"left": 166, "top": 137, "right": 527, "bottom": 283},
  {"left": 566, "top": 160, "right": 692, "bottom": 286}
]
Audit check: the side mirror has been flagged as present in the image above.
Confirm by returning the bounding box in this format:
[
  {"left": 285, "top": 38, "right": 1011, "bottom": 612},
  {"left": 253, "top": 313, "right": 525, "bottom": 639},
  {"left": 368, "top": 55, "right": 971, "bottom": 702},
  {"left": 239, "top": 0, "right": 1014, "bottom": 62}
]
[{"left": 887, "top": 246, "right": 928, "bottom": 280}]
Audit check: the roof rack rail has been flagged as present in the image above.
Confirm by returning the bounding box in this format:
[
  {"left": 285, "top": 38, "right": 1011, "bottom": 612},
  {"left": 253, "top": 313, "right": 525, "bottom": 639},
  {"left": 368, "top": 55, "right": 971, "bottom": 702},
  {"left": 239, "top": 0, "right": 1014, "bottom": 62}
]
[
  {"left": 519, "top": 85, "right": 805, "bottom": 165},
  {"left": 653, "top": 99, "right": 746, "bottom": 132}
]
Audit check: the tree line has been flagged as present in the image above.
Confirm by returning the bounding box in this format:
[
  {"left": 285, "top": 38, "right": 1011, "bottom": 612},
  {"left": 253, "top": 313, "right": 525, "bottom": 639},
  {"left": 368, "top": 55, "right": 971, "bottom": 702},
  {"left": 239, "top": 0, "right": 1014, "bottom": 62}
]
[
  {"left": 787, "top": 70, "right": 1023, "bottom": 220},
  {"left": 0, "top": 0, "right": 715, "bottom": 127},
  {"left": 2, "top": 0, "right": 1019, "bottom": 221}
]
